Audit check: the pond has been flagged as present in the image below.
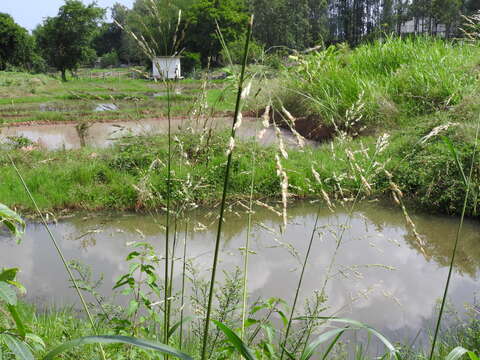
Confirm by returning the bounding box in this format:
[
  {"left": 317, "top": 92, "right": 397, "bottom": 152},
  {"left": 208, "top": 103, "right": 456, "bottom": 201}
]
[
  {"left": 0, "top": 117, "right": 314, "bottom": 150},
  {"left": 0, "top": 201, "right": 478, "bottom": 353}
]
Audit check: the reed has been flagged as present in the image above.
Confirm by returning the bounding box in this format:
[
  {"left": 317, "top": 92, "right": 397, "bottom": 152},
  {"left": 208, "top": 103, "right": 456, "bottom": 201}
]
[
  {"left": 240, "top": 136, "right": 257, "bottom": 341},
  {"left": 179, "top": 220, "right": 189, "bottom": 350},
  {"left": 7, "top": 154, "right": 107, "bottom": 360},
  {"left": 200, "top": 15, "right": 254, "bottom": 360},
  {"left": 429, "top": 119, "right": 480, "bottom": 360}
]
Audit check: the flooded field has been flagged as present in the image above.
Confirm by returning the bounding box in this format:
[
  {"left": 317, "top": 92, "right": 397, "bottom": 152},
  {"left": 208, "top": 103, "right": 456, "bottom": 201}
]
[
  {"left": 1, "top": 201, "right": 478, "bottom": 351},
  {"left": 0, "top": 117, "right": 313, "bottom": 149}
]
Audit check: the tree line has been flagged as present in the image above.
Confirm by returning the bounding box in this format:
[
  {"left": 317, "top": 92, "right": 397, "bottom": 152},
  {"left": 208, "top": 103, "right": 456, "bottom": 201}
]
[{"left": 0, "top": 0, "right": 479, "bottom": 79}]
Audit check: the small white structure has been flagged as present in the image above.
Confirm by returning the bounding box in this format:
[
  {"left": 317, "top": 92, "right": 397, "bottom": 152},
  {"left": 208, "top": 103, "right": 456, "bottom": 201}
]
[
  {"left": 400, "top": 18, "right": 447, "bottom": 37},
  {"left": 152, "top": 56, "right": 182, "bottom": 79}
]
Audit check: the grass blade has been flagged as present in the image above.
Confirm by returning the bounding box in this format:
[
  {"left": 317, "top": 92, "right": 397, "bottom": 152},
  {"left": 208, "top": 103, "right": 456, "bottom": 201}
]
[
  {"left": 43, "top": 335, "right": 194, "bottom": 360},
  {"left": 321, "top": 329, "right": 346, "bottom": 360},
  {"left": 168, "top": 316, "right": 194, "bottom": 339},
  {"left": 281, "top": 210, "right": 321, "bottom": 359},
  {"left": 445, "top": 347, "right": 477, "bottom": 360},
  {"left": 212, "top": 320, "right": 257, "bottom": 360},
  {"left": 442, "top": 137, "right": 468, "bottom": 187},
  {"left": 301, "top": 328, "right": 346, "bottom": 360}
]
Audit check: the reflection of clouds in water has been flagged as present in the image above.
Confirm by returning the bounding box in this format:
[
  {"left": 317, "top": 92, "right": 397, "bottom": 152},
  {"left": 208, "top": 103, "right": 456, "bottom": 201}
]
[
  {"left": 1, "top": 118, "right": 307, "bottom": 151},
  {"left": 0, "top": 202, "right": 478, "bottom": 346},
  {"left": 1, "top": 127, "right": 78, "bottom": 149}
]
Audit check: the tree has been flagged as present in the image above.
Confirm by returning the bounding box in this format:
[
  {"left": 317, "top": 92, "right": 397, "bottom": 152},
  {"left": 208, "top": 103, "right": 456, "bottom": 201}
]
[
  {"left": 34, "top": 0, "right": 104, "bottom": 81},
  {"left": 185, "top": 0, "right": 249, "bottom": 65},
  {"left": 0, "top": 13, "right": 34, "bottom": 71},
  {"left": 432, "top": 0, "right": 461, "bottom": 36}
]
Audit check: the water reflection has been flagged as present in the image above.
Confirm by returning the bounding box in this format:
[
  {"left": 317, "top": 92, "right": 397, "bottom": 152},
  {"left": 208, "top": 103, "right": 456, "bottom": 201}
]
[
  {"left": 0, "top": 201, "right": 478, "bottom": 349},
  {"left": 0, "top": 118, "right": 313, "bottom": 150}
]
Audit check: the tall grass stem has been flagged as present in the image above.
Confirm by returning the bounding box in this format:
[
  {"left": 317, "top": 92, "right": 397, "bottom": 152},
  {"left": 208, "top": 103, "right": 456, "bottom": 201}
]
[
  {"left": 241, "top": 141, "right": 257, "bottom": 341},
  {"left": 179, "top": 220, "right": 188, "bottom": 350},
  {"left": 8, "top": 154, "right": 107, "bottom": 360},
  {"left": 200, "top": 15, "right": 254, "bottom": 360},
  {"left": 428, "top": 121, "right": 480, "bottom": 360},
  {"left": 280, "top": 210, "right": 320, "bottom": 359}
]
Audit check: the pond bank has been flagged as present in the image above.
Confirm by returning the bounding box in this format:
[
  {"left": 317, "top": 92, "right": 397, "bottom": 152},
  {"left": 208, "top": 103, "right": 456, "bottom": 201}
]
[{"left": 0, "top": 125, "right": 478, "bottom": 219}]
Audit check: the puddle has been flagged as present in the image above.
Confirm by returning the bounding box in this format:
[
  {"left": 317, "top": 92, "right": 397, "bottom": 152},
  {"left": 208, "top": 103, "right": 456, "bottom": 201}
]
[
  {"left": 147, "top": 89, "right": 183, "bottom": 98},
  {"left": 39, "top": 103, "right": 69, "bottom": 112},
  {"left": 94, "top": 103, "right": 119, "bottom": 112}
]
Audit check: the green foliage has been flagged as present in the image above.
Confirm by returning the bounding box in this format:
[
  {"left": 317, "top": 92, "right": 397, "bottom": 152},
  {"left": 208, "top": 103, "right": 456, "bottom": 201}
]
[
  {"left": 112, "top": 242, "right": 162, "bottom": 336},
  {"left": 0, "top": 13, "right": 35, "bottom": 71},
  {"left": 278, "top": 37, "right": 480, "bottom": 134},
  {"left": 43, "top": 335, "right": 193, "bottom": 360},
  {"left": 181, "top": 52, "right": 201, "bottom": 74},
  {"left": 220, "top": 36, "right": 264, "bottom": 65},
  {"left": 0, "top": 265, "right": 45, "bottom": 360},
  {"left": 0, "top": 203, "right": 25, "bottom": 239},
  {"left": 34, "top": 0, "right": 105, "bottom": 81},
  {"left": 99, "top": 51, "right": 120, "bottom": 68},
  {"left": 250, "top": 0, "right": 328, "bottom": 50},
  {"left": 184, "top": 0, "right": 250, "bottom": 65}
]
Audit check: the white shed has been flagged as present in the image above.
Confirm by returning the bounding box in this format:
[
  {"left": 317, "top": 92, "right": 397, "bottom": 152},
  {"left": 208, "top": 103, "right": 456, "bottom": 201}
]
[{"left": 152, "top": 56, "right": 182, "bottom": 79}]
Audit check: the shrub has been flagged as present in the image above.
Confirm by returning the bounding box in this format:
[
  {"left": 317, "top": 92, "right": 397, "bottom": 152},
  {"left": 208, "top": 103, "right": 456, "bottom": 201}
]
[
  {"left": 220, "top": 36, "right": 264, "bottom": 65},
  {"left": 181, "top": 51, "right": 201, "bottom": 75},
  {"left": 100, "top": 51, "right": 120, "bottom": 68}
]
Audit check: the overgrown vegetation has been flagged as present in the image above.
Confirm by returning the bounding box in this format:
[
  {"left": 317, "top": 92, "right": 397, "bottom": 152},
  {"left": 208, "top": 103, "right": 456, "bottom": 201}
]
[{"left": 2, "top": 9, "right": 480, "bottom": 360}]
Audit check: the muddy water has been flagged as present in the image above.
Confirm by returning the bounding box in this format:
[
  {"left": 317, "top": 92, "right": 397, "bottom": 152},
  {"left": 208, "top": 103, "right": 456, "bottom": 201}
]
[
  {"left": 0, "top": 201, "right": 478, "bottom": 351},
  {"left": 0, "top": 117, "right": 313, "bottom": 149}
]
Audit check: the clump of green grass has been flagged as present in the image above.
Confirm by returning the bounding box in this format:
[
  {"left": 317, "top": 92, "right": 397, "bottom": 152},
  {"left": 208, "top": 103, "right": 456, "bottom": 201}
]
[{"left": 276, "top": 37, "right": 480, "bottom": 135}]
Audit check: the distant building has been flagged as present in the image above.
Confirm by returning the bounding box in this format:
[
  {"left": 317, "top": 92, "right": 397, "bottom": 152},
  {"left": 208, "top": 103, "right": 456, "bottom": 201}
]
[
  {"left": 400, "top": 17, "right": 447, "bottom": 37},
  {"left": 152, "top": 56, "right": 182, "bottom": 80}
]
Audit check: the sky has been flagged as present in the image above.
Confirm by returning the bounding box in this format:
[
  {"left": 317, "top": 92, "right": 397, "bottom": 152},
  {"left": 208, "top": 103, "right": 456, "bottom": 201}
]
[{"left": 1, "top": 0, "right": 135, "bottom": 31}]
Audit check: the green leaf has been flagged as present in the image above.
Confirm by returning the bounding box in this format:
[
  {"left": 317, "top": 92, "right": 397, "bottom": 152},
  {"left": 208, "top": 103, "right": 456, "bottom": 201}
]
[
  {"left": 281, "top": 344, "right": 296, "bottom": 360},
  {"left": 321, "top": 329, "right": 345, "bottom": 360},
  {"left": 8, "top": 305, "right": 26, "bottom": 338},
  {"left": 212, "top": 320, "right": 257, "bottom": 360},
  {"left": 442, "top": 137, "right": 468, "bottom": 187},
  {"left": 325, "top": 318, "right": 398, "bottom": 356},
  {"left": 168, "top": 316, "right": 194, "bottom": 338},
  {"left": 0, "top": 268, "right": 19, "bottom": 282},
  {"left": 244, "top": 318, "right": 260, "bottom": 328},
  {"left": 0, "top": 204, "right": 23, "bottom": 225},
  {"left": 43, "top": 335, "right": 193, "bottom": 360},
  {"left": 127, "top": 299, "right": 139, "bottom": 316},
  {"left": 445, "top": 347, "right": 477, "bottom": 360},
  {"left": 2, "top": 334, "right": 34, "bottom": 360},
  {"left": 301, "top": 328, "right": 346, "bottom": 360},
  {"left": 277, "top": 310, "right": 289, "bottom": 328},
  {"left": 308, "top": 318, "right": 400, "bottom": 359},
  {"left": 0, "top": 204, "right": 25, "bottom": 239},
  {"left": 25, "top": 334, "right": 45, "bottom": 351},
  {"left": 0, "top": 282, "right": 17, "bottom": 305},
  {"left": 126, "top": 251, "right": 141, "bottom": 261}
]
